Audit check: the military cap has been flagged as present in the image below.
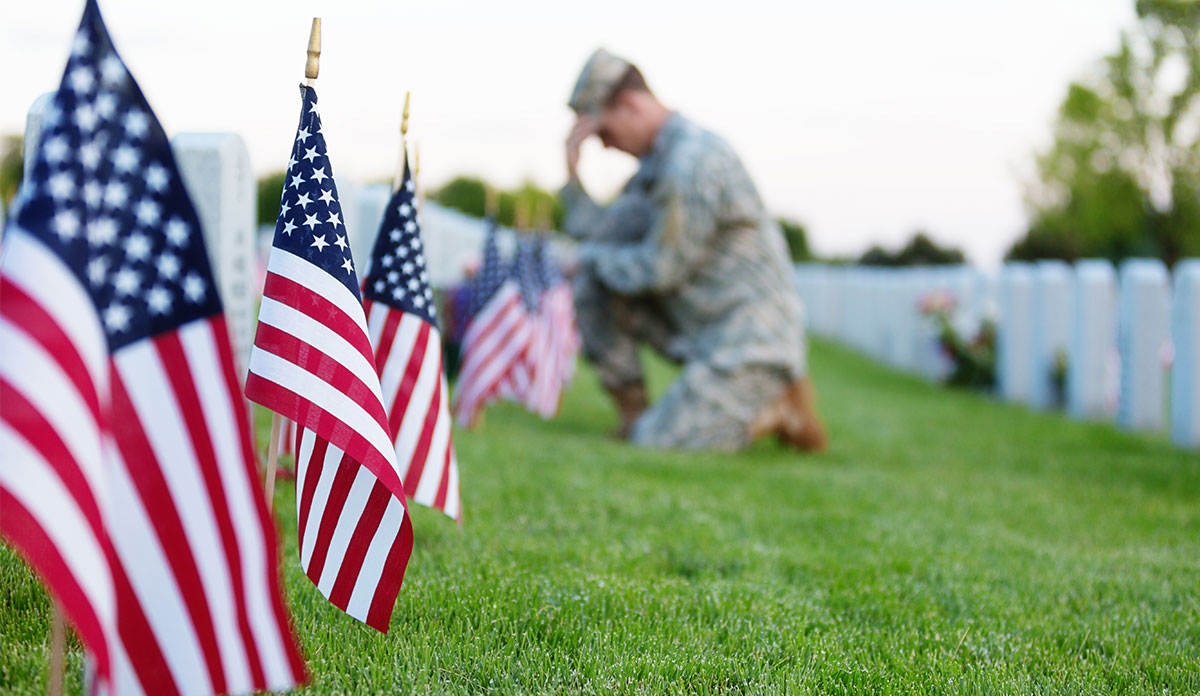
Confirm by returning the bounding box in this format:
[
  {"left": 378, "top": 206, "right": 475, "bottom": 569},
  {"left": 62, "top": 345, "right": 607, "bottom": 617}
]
[{"left": 568, "top": 48, "right": 633, "bottom": 116}]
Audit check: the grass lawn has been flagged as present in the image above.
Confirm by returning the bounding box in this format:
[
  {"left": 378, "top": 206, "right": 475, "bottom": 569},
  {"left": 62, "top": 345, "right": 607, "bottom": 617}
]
[{"left": 3, "top": 338, "right": 1200, "bottom": 694}]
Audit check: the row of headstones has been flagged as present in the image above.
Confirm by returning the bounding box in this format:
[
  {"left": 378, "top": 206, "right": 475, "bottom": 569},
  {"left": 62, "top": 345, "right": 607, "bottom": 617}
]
[
  {"left": 1000, "top": 259, "right": 1200, "bottom": 443},
  {"left": 794, "top": 264, "right": 996, "bottom": 381},
  {"left": 793, "top": 261, "right": 1200, "bottom": 449}
]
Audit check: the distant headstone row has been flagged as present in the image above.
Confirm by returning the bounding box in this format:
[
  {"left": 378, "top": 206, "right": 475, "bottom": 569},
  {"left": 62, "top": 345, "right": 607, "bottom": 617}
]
[{"left": 794, "top": 260, "right": 1200, "bottom": 449}]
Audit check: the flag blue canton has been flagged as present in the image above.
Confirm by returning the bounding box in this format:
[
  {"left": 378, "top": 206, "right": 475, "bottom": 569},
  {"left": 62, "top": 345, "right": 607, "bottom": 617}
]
[
  {"left": 466, "top": 217, "right": 505, "bottom": 317},
  {"left": 511, "top": 236, "right": 542, "bottom": 311},
  {"left": 10, "top": 0, "right": 221, "bottom": 351},
  {"left": 531, "top": 235, "right": 562, "bottom": 288},
  {"left": 273, "top": 86, "right": 360, "bottom": 297},
  {"left": 362, "top": 157, "right": 436, "bottom": 325}
]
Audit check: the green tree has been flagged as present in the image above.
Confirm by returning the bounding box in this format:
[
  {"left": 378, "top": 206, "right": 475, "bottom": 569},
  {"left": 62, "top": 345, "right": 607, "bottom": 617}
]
[
  {"left": 777, "top": 218, "right": 812, "bottom": 261},
  {"left": 433, "top": 176, "right": 488, "bottom": 219},
  {"left": 433, "top": 177, "right": 564, "bottom": 230},
  {"left": 857, "top": 232, "right": 965, "bottom": 266},
  {"left": 0, "top": 135, "right": 23, "bottom": 215},
  {"left": 1010, "top": 0, "right": 1200, "bottom": 265},
  {"left": 255, "top": 171, "right": 286, "bottom": 227}
]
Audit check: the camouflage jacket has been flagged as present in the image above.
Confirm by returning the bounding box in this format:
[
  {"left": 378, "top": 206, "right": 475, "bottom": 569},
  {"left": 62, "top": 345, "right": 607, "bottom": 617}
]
[{"left": 561, "top": 113, "right": 806, "bottom": 377}]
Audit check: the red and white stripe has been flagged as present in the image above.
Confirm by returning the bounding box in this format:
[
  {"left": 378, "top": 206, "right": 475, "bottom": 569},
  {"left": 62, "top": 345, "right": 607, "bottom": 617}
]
[
  {"left": 246, "top": 248, "right": 412, "bottom": 632},
  {"left": 364, "top": 300, "right": 461, "bottom": 522},
  {"left": 1, "top": 229, "right": 306, "bottom": 695},
  {"left": 453, "top": 281, "right": 534, "bottom": 427},
  {"left": 524, "top": 282, "right": 579, "bottom": 417}
]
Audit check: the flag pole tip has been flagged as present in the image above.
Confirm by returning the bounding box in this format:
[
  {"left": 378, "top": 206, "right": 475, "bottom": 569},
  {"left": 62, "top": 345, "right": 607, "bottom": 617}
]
[
  {"left": 401, "top": 91, "right": 411, "bottom": 137},
  {"left": 305, "top": 18, "right": 322, "bottom": 82}
]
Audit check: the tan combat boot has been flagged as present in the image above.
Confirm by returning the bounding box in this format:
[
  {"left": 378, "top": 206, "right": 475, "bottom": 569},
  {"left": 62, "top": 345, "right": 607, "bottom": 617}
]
[
  {"left": 608, "top": 382, "right": 648, "bottom": 440},
  {"left": 749, "top": 377, "right": 828, "bottom": 452}
]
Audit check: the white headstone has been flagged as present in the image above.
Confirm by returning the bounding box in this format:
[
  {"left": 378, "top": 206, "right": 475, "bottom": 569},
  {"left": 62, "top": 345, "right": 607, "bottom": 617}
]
[
  {"left": 868, "top": 270, "right": 889, "bottom": 361},
  {"left": 913, "top": 268, "right": 946, "bottom": 379},
  {"left": 1117, "top": 259, "right": 1171, "bottom": 431},
  {"left": 826, "top": 266, "right": 847, "bottom": 342},
  {"left": 351, "top": 183, "right": 390, "bottom": 276},
  {"left": 171, "top": 133, "right": 256, "bottom": 375},
  {"left": 1170, "top": 260, "right": 1200, "bottom": 448},
  {"left": 998, "top": 263, "right": 1035, "bottom": 403},
  {"left": 1068, "top": 260, "right": 1118, "bottom": 421},
  {"left": 22, "top": 93, "right": 56, "bottom": 182},
  {"left": 9, "top": 93, "right": 56, "bottom": 247},
  {"left": 1030, "top": 261, "right": 1074, "bottom": 409}
]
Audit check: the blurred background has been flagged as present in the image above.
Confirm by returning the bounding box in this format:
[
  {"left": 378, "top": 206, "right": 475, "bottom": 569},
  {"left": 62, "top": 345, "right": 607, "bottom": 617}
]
[{"left": 9, "top": 0, "right": 1198, "bottom": 268}]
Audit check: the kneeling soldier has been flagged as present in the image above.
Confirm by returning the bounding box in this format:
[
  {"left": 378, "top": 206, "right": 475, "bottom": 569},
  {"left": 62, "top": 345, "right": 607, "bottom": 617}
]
[{"left": 561, "top": 48, "right": 827, "bottom": 452}]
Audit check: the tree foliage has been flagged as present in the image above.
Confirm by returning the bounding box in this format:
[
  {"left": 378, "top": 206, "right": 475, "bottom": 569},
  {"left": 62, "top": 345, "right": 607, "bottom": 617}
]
[
  {"left": 255, "top": 170, "right": 286, "bottom": 227},
  {"left": 1010, "top": 0, "right": 1200, "bottom": 265},
  {"left": 0, "top": 135, "right": 23, "bottom": 215},
  {"left": 777, "top": 218, "right": 813, "bottom": 261},
  {"left": 858, "top": 232, "right": 966, "bottom": 267},
  {"left": 433, "top": 176, "right": 564, "bottom": 231}
]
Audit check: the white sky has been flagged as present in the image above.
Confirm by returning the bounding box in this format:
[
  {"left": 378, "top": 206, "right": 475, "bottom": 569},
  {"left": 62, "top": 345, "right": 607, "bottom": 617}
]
[{"left": 3, "top": 0, "right": 1134, "bottom": 265}]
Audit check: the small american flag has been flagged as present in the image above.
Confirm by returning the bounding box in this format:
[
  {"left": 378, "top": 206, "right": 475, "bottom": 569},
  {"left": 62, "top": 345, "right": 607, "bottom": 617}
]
[
  {"left": 361, "top": 155, "right": 461, "bottom": 522},
  {"left": 0, "top": 2, "right": 306, "bottom": 693},
  {"left": 453, "top": 220, "right": 533, "bottom": 426},
  {"left": 496, "top": 236, "right": 544, "bottom": 403},
  {"left": 245, "top": 85, "right": 413, "bottom": 632},
  {"left": 524, "top": 235, "right": 579, "bottom": 417}
]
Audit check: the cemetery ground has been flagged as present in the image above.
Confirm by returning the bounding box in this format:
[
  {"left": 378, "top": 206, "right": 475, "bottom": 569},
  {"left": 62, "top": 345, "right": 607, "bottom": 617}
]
[{"left": 2, "top": 339, "right": 1199, "bottom": 694}]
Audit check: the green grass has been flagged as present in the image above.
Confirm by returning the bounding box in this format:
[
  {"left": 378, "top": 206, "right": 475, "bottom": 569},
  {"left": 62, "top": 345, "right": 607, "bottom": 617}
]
[{"left": 3, "top": 339, "right": 1200, "bottom": 694}]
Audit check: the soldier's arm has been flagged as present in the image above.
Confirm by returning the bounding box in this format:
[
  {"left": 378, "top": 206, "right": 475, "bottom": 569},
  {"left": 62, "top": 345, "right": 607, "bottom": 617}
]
[
  {"left": 584, "top": 159, "right": 718, "bottom": 295},
  {"left": 559, "top": 178, "right": 607, "bottom": 241}
]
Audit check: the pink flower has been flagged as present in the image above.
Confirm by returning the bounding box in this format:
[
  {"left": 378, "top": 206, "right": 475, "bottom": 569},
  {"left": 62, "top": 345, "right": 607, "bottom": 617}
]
[{"left": 918, "top": 289, "right": 957, "bottom": 316}]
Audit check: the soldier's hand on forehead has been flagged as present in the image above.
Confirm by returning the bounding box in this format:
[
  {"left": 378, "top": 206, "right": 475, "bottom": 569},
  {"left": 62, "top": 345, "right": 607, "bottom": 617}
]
[{"left": 566, "top": 115, "right": 600, "bottom": 180}]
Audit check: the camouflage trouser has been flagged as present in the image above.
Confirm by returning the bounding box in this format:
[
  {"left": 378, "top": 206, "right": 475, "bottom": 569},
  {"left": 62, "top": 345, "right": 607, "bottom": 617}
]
[{"left": 573, "top": 269, "right": 790, "bottom": 451}]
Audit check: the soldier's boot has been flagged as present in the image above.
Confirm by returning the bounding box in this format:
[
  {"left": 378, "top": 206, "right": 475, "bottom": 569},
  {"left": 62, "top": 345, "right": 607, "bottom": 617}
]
[
  {"left": 749, "top": 377, "right": 827, "bottom": 452},
  {"left": 607, "top": 381, "right": 648, "bottom": 440}
]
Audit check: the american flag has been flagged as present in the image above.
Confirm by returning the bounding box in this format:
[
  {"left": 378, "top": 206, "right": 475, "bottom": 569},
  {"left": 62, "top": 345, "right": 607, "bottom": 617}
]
[
  {"left": 524, "top": 235, "right": 579, "bottom": 417},
  {"left": 361, "top": 155, "right": 461, "bottom": 522},
  {"left": 245, "top": 85, "right": 413, "bottom": 632},
  {"left": 452, "top": 220, "right": 533, "bottom": 426},
  {"left": 0, "top": 2, "right": 306, "bottom": 694},
  {"left": 496, "top": 236, "right": 544, "bottom": 402}
]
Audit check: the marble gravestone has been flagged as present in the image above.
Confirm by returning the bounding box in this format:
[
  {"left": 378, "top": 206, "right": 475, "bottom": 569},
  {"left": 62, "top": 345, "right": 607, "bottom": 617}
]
[
  {"left": 1171, "top": 260, "right": 1200, "bottom": 448},
  {"left": 1068, "top": 260, "right": 1118, "bottom": 421},
  {"left": 1030, "top": 261, "right": 1074, "bottom": 410},
  {"left": 22, "top": 93, "right": 56, "bottom": 184},
  {"left": 171, "top": 133, "right": 256, "bottom": 375},
  {"left": 350, "top": 183, "right": 390, "bottom": 277},
  {"left": 1117, "top": 259, "right": 1171, "bottom": 431},
  {"left": 8, "top": 93, "right": 57, "bottom": 245},
  {"left": 997, "top": 263, "right": 1035, "bottom": 403}
]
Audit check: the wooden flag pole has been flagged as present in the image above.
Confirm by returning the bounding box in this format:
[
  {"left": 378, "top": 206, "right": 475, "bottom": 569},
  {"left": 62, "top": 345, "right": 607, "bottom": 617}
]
[
  {"left": 514, "top": 198, "right": 532, "bottom": 238},
  {"left": 266, "top": 16, "right": 322, "bottom": 509},
  {"left": 263, "top": 414, "right": 282, "bottom": 511},
  {"left": 533, "top": 197, "right": 551, "bottom": 233},
  {"left": 305, "top": 18, "right": 321, "bottom": 87},
  {"left": 46, "top": 606, "right": 65, "bottom": 696},
  {"left": 392, "top": 91, "right": 411, "bottom": 193},
  {"left": 485, "top": 184, "right": 499, "bottom": 219}
]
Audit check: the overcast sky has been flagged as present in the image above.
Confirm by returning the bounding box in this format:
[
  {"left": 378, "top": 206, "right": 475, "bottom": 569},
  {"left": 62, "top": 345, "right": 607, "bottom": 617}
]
[{"left": 3, "top": 0, "right": 1135, "bottom": 265}]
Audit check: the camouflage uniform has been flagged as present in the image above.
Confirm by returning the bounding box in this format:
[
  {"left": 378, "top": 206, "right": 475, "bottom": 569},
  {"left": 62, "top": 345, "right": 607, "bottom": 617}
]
[{"left": 561, "top": 112, "right": 808, "bottom": 451}]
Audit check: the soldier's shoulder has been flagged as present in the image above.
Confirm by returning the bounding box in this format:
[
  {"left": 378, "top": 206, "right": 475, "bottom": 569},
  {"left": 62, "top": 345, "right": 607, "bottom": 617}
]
[{"left": 663, "top": 118, "right": 740, "bottom": 180}]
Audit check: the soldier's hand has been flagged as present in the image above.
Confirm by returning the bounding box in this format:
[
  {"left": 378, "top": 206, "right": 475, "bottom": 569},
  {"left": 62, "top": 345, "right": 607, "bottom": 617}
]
[{"left": 566, "top": 115, "right": 598, "bottom": 180}]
